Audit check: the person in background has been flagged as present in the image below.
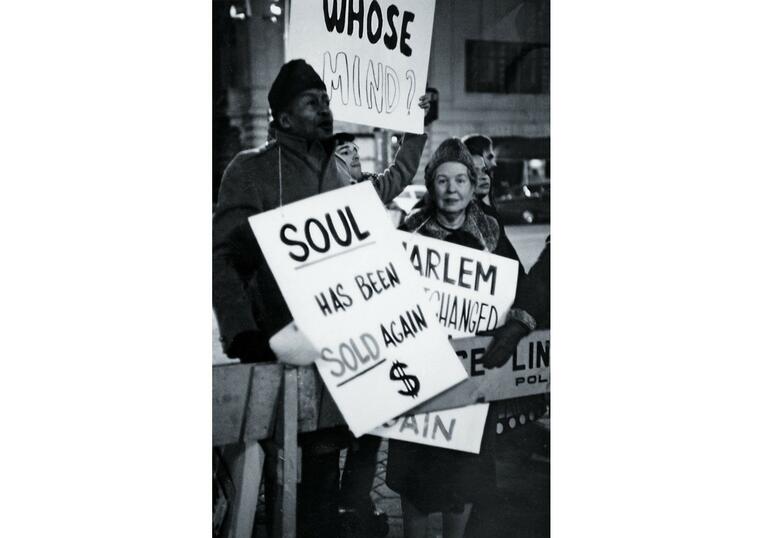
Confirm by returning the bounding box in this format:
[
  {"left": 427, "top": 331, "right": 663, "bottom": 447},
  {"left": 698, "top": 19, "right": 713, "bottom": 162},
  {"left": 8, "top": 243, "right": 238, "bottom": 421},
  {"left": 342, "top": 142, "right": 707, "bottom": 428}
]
[
  {"left": 462, "top": 133, "right": 497, "bottom": 173},
  {"left": 333, "top": 132, "right": 369, "bottom": 182},
  {"left": 213, "top": 59, "right": 429, "bottom": 537},
  {"left": 470, "top": 152, "right": 494, "bottom": 210},
  {"left": 385, "top": 138, "right": 539, "bottom": 538},
  {"left": 460, "top": 134, "right": 551, "bottom": 538},
  {"left": 464, "top": 233, "right": 551, "bottom": 538},
  {"left": 463, "top": 133, "right": 499, "bottom": 209},
  {"left": 333, "top": 96, "right": 429, "bottom": 187}
]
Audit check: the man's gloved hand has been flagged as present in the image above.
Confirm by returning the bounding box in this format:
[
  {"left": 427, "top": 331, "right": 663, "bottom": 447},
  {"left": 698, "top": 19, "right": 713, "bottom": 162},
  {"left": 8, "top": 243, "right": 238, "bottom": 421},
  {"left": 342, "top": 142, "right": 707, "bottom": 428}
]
[
  {"left": 476, "top": 320, "right": 531, "bottom": 369},
  {"left": 226, "top": 330, "right": 275, "bottom": 363},
  {"left": 268, "top": 322, "right": 319, "bottom": 367},
  {"left": 418, "top": 94, "right": 432, "bottom": 127}
]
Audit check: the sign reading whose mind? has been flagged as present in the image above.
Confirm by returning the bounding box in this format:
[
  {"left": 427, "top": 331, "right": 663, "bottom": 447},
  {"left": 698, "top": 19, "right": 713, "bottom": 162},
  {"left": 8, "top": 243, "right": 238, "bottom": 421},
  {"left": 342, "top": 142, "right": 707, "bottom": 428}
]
[
  {"left": 287, "top": 0, "right": 437, "bottom": 133},
  {"left": 248, "top": 182, "right": 467, "bottom": 437}
]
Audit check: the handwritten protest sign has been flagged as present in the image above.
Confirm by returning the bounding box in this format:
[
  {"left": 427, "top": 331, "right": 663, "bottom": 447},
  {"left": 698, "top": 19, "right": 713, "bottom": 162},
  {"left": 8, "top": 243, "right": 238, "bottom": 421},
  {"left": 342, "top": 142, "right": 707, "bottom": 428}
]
[
  {"left": 286, "top": 0, "right": 436, "bottom": 133},
  {"left": 411, "top": 331, "right": 551, "bottom": 415},
  {"left": 394, "top": 230, "right": 520, "bottom": 338},
  {"left": 369, "top": 331, "right": 549, "bottom": 451},
  {"left": 248, "top": 182, "right": 467, "bottom": 437},
  {"left": 370, "top": 403, "right": 489, "bottom": 454}
]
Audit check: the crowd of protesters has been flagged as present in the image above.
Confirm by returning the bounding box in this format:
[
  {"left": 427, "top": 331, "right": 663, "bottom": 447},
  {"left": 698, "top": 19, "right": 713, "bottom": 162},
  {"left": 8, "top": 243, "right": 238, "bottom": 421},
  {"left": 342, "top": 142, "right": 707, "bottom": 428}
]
[{"left": 213, "top": 59, "right": 550, "bottom": 538}]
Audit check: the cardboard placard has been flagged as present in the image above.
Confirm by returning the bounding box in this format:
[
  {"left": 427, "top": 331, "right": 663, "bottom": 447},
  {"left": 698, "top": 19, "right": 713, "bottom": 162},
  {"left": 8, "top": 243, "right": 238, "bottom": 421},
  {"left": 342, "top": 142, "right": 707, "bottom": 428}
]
[
  {"left": 370, "top": 403, "right": 489, "bottom": 454},
  {"left": 394, "top": 230, "right": 520, "bottom": 338},
  {"left": 248, "top": 182, "right": 467, "bottom": 436},
  {"left": 411, "top": 331, "right": 551, "bottom": 415},
  {"left": 287, "top": 0, "right": 436, "bottom": 133}
]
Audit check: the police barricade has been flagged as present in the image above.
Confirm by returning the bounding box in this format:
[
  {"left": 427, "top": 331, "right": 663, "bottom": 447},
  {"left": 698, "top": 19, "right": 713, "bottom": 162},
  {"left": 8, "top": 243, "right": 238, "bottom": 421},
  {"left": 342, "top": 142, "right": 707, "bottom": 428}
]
[{"left": 212, "top": 329, "right": 549, "bottom": 538}]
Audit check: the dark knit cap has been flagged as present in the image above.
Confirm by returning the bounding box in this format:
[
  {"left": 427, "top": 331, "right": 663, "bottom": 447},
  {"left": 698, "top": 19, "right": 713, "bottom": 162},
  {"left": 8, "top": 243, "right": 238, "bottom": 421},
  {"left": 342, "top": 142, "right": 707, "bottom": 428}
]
[
  {"left": 424, "top": 138, "right": 478, "bottom": 195},
  {"left": 268, "top": 59, "right": 327, "bottom": 119},
  {"left": 333, "top": 132, "right": 356, "bottom": 146}
]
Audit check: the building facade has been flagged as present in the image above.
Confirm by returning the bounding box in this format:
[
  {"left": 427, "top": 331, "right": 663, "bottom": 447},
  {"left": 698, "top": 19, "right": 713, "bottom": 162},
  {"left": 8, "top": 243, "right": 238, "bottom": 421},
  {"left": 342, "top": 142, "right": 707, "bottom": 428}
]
[{"left": 213, "top": 0, "right": 550, "bottom": 198}]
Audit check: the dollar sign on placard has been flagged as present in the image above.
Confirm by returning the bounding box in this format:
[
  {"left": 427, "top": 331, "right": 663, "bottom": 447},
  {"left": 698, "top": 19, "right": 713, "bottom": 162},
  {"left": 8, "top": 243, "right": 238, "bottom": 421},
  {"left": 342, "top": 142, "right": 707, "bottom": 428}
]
[{"left": 389, "top": 360, "right": 420, "bottom": 398}]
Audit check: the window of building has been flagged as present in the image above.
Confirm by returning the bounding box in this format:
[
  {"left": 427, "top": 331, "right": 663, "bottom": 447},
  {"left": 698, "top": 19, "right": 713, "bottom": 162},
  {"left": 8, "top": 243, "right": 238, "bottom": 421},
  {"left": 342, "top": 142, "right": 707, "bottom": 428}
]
[{"left": 465, "top": 39, "right": 550, "bottom": 94}]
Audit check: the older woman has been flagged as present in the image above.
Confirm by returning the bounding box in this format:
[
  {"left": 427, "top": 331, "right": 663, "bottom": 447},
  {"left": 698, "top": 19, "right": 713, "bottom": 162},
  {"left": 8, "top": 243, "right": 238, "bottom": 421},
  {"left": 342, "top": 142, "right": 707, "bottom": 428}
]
[{"left": 385, "top": 139, "right": 539, "bottom": 538}]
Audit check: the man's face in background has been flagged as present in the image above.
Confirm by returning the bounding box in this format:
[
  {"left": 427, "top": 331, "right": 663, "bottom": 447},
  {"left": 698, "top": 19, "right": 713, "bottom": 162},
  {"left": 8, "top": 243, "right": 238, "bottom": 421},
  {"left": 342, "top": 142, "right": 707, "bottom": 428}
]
[
  {"left": 471, "top": 154, "right": 491, "bottom": 198},
  {"left": 335, "top": 141, "right": 362, "bottom": 180},
  {"left": 483, "top": 144, "right": 497, "bottom": 172}
]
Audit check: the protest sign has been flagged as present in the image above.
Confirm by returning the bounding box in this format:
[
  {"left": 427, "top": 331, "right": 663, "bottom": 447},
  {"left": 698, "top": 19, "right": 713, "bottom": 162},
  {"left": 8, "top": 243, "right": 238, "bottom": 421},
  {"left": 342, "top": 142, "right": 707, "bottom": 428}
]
[
  {"left": 286, "top": 0, "right": 436, "bottom": 133},
  {"left": 248, "top": 182, "right": 467, "bottom": 437},
  {"left": 411, "top": 331, "right": 551, "bottom": 415},
  {"left": 372, "top": 331, "right": 548, "bottom": 451},
  {"left": 370, "top": 403, "right": 489, "bottom": 454},
  {"left": 394, "top": 230, "right": 520, "bottom": 338}
]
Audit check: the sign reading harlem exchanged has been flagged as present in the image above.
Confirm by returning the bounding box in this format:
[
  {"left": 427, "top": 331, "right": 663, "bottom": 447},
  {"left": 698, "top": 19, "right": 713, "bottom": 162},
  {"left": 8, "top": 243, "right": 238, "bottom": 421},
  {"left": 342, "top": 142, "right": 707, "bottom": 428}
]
[
  {"left": 394, "top": 230, "right": 520, "bottom": 338},
  {"left": 248, "top": 182, "right": 467, "bottom": 437},
  {"left": 286, "top": 0, "right": 436, "bottom": 134}
]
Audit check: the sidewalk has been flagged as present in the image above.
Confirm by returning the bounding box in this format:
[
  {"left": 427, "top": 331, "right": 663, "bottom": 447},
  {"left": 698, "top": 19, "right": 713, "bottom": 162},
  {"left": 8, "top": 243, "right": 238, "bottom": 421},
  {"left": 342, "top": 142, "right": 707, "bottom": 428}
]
[
  {"left": 252, "top": 421, "right": 548, "bottom": 537},
  {"left": 368, "top": 440, "right": 444, "bottom": 537},
  {"left": 367, "top": 421, "right": 549, "bottom": 538}
]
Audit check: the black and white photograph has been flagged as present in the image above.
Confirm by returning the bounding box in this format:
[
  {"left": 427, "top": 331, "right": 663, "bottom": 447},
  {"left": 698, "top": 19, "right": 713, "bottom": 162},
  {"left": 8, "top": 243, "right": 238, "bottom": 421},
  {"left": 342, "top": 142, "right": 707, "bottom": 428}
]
[
  {"left": 5, "top": 1, "right": 768, "bottom": 537},
  {"left": 212, "top": 1, "right": 550, "bottom": 536}
]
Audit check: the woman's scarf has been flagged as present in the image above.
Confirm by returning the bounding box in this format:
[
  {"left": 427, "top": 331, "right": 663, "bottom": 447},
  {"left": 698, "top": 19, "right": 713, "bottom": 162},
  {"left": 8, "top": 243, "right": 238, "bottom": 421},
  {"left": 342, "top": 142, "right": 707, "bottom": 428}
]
[{"left": 401, "top": 200, "right": 501, "bottom": 252}]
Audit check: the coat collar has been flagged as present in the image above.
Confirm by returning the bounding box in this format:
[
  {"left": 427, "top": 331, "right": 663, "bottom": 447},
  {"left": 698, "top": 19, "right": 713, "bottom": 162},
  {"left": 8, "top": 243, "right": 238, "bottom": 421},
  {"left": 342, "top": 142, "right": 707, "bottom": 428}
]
[
  {"left": 269, "top": 126, "right": 352, "bottom": 191},
  {"left": 272, "top": 128, "right": 335, "bottom": 173},
  {"left": 401, "top": 201, "right": 501, "bottom": 252}
]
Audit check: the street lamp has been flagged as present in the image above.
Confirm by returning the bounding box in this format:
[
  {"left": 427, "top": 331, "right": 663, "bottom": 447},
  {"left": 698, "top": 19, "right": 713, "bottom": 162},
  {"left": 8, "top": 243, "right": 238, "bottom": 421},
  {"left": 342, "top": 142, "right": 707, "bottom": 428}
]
[
  {"left": 264, "top": 1, "right": 283, "bottom": 23},
  {"left": 228, "top": 0, "right": 251, "bottom": 19}
]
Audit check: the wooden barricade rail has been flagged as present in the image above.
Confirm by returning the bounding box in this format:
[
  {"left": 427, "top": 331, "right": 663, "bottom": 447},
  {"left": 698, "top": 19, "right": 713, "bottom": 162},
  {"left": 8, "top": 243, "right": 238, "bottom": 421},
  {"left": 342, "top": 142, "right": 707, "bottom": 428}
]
[{"left": 213, "top": 330, "right": 550, "bottom": 538}]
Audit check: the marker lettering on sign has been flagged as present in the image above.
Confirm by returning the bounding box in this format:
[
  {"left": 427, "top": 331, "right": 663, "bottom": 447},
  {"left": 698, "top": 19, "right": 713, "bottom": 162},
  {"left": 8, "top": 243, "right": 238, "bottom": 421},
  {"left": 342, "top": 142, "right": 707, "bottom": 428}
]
[
  {"left": 323, "top": 0, "right": 415, "bottom": 57},
  {"left": 320, "top": 332, "right": 385, "bottom": 383},
  {"left": 380, "top": 304, "right": 428, "bottom": 348},
  {"left": 323, "top": 51, "right": 405, "bottom": 114},
  {"left": 405, "top": 244, "right": 498, "bottom": 294},
  {"left": 314, "top": 283, "right": 354, "bottom": 316},
  {"left": 280, "top": 206, "right": 371, "bottom": 264},
  {"left": 400, "top": 414, "right": 419, "bottom": 434},
  {"left": 426, "top": 289, "right": 499, "bottom": 333},
  {"left": 432, "top": 414, "right": 455, "bottom": 441},
  {"left": 354, "top": 261, "right": 401, "bottom": 301},
  {"left": 384, "top": 412, "right": 456, "bottom": 441}
]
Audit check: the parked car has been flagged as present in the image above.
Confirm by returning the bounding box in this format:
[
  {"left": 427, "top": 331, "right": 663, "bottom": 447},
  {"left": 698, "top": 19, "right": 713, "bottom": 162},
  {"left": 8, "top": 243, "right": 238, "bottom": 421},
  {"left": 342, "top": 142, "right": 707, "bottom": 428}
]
[
  {"left": 390, "top": 184, "right": 427, "bottom": 214},
  {"left": 385, "top": 184, "right": 427, "bottom": 227},
  {"left": 495, "top": 182, "right": 550, "bottom": 224}
]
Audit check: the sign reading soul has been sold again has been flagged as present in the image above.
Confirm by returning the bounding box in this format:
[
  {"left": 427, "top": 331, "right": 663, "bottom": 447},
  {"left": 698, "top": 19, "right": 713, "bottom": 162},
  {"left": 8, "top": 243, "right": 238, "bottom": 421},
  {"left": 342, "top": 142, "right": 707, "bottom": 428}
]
[
  {"left": 287, "top": 0, "right": 436, "bottom": 133},
  {"left": 248, "top": 182, "right": 467, "bottom": 437}
]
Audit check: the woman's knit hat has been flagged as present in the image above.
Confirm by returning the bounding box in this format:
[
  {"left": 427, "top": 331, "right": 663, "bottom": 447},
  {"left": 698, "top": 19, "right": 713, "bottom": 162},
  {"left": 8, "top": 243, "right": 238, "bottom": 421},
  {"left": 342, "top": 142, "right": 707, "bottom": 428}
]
[{"left": 424, "top": 138, "right": 478, "bottom": 195}]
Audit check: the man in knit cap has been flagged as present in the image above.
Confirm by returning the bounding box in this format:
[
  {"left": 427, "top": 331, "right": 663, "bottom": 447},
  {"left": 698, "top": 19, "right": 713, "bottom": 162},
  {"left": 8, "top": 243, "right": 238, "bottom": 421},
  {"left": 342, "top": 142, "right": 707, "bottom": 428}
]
[
  {"left": 213, "top": 59, "right": 427, "bottom": 537},
  {"left": 214, "top": 59, "right": 428, "bottom": 363}
]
